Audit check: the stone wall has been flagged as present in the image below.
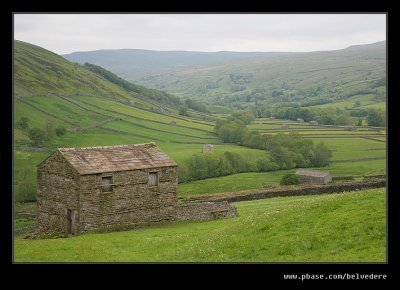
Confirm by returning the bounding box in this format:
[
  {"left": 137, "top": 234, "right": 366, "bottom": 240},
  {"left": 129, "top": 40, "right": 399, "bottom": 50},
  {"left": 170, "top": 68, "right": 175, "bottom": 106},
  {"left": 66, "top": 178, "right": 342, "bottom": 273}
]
[
  {"left": 332, "top": 175, "right": 355, "bottom": 181},
  {"left": 177, "top": 201, "right": 237, "bottom": 221},
  {"left": 363, "top": 174, "right": 386, "bottom": 180},
  {"left": 37, "top": 151, "right": 80, "bottom": 235},
  {"left": 182, "top": 180, "right": 386, "bottom": 204},
  {"left": 79, "top": 166, "right": 178, "bottom": 233}
]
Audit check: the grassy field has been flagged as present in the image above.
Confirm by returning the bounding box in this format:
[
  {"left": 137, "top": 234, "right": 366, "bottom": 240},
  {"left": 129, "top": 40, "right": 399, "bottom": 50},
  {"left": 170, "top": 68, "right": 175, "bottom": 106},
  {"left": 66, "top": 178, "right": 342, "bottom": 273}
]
[
  {"left": 310, "top": 94, "right": 383, "bottom": 109},
  {"left": 179, "top": 170, "right": 294, "bottom": 196},
  {"left": 178, "top": 157, "right": 385, "bottom": 196},
  {"left": 14, "top": 188, "right": 386, "bottom": 262},
  {"left": 307, "top": 137, "right": 385, "bottom": 161}
]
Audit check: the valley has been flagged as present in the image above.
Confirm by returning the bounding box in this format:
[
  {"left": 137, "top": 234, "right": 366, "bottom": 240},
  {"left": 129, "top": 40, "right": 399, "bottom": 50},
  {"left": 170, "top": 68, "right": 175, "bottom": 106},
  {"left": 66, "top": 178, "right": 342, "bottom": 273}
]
[{"left": 13, "top": 39, "right": 386, "bottom": 262}]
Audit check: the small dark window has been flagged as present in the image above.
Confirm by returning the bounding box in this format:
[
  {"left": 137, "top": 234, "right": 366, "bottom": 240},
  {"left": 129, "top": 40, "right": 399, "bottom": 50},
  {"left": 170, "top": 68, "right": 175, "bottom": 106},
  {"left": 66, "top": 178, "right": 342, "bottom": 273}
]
[
  {"left": 102, "top": 176, "right": 113, "bottom": 192},
  {"left": 149, "top": 172, "right": 158, "bottom": 186}
]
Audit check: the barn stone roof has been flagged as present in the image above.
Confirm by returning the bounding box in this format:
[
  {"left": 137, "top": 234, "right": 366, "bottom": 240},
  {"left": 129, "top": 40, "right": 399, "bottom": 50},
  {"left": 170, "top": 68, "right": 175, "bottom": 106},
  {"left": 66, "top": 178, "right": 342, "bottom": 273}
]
[
  {"left": 56, "top": 143, "right": 177, "bottom": 175},
  {"left": 295, "top": 169, "right": 331, "bottom": 178}
]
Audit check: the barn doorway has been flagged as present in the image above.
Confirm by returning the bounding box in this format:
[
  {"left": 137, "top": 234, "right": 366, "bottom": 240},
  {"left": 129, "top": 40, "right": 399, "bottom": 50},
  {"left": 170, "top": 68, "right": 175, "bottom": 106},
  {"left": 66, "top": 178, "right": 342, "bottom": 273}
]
[{"left": 67, "top": 209, "right": 76, "bottom": 235}]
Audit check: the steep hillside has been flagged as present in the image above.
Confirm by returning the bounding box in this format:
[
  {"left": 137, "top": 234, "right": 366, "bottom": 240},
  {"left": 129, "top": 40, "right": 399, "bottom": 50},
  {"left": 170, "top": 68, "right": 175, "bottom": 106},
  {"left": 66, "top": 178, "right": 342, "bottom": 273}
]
[
  {"left": 82, "top": 62, "right": 182, "bottom": 107},
  {"left": 63, "top": 49, "right": 296, "bottom": 81},
  {"left": 14, "top": 40, "right": 136, "bottom": 102}
]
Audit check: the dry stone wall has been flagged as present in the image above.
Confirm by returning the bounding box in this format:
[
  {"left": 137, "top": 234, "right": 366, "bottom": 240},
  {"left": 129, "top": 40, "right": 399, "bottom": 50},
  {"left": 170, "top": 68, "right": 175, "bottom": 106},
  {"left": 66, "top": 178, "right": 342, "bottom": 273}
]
[
  {"left": 177, "top": 201, "right": 237, "bottom": 221},
  {"left": 183, "top": 180, "right": 386, "bottom": 203}
]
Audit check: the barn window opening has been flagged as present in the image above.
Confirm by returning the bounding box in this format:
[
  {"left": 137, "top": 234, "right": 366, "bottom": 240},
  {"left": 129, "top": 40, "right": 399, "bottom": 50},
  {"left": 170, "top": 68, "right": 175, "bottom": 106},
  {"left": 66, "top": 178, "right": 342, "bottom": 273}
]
[
  {"left": 149, "top": 172, "right": 158, "bottom": 186},
  {"left": 102, "top": 176, "right": 114, "bottom": 192}
]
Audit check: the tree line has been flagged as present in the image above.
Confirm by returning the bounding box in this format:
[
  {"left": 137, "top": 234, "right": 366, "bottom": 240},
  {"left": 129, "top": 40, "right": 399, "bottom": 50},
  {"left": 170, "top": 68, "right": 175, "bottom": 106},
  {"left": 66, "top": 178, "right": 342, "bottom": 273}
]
[
  {"left": 253, "top": 106, "right": 385, "bottom": 127},
  {"left": 215, "top": 111, "right": 332, "bottom": 168}
]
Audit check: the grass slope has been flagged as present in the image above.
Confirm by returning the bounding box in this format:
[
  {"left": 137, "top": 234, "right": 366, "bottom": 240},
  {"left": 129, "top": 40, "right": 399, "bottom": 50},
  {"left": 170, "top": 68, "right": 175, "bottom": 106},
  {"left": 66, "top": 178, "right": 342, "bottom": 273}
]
[
  {"left": 14, "top": 40, "right": 136, "bottom": 101},
  {"left": 14, "top": 188, "right": 386, "bottom": 262},
  {"left": 136, "top": 41, "right": 386, "bottom": 108}
]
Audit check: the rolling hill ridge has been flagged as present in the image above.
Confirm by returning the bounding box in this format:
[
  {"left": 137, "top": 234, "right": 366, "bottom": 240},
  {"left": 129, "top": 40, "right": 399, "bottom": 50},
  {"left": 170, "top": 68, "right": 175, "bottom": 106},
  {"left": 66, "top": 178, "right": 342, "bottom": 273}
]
[{"left": 63, "top": 41, "right": 386, "bottom": 110}]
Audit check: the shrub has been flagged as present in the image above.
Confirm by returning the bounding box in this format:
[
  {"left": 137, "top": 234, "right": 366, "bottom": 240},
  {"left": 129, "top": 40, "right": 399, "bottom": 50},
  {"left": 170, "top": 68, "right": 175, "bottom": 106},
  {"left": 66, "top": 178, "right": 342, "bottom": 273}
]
[
  {"left": 312, "top": 142, "right": 333, "bottom": 167},
  {"left": 28, "top": 128, "right": 47, "bottom": 146},
  {"left": 16, "top": 117, "right": 29, "bottom": 131},
  {"left": 280, "top": 174, "right": 300, "bottom": 185},
  {"left": 257, "top": 157, "right": 279, "bottom": 172},
  {"left": 15, "top": 181, "right": 36, "bottom": 202},
  {"left": 55, "top": 125, "right": 67, "bottom": 136},
  {"left": 179, "top": 106, "right": 189, "bottom": 116}
]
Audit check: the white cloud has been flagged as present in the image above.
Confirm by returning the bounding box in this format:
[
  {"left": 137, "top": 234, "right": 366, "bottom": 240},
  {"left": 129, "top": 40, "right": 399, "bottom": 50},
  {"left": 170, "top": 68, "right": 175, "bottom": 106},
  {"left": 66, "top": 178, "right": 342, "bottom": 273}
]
[{"left": 13, "top": 13, "right": 386, "bottom": 54}]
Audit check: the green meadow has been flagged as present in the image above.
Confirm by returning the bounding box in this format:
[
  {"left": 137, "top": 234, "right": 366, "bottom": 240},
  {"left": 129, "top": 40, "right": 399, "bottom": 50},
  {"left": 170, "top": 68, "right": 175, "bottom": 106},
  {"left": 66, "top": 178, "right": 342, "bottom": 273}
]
[{"left": 14, "top": 188, "right": 385, "bottom": 262}]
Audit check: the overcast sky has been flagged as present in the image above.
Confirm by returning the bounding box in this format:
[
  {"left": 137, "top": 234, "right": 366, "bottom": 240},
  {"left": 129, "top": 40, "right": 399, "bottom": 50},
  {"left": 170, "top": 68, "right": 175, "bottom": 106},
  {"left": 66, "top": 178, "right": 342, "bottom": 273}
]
[{"left": 14, "top": 14, "right": 386, "bottom": 54}]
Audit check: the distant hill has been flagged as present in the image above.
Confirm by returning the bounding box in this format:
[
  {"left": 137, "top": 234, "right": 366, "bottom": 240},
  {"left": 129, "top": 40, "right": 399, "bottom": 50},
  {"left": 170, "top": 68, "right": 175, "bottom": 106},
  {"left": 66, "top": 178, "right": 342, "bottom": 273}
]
[
  {"left": 62, "top": 41, "right": 386, "bottom": 109},
  {"left": 63, "top": 49, "right": 297, "bottom": 81},
  {"left": 137, "top": 41, "right": 386, "bottom": 108}
]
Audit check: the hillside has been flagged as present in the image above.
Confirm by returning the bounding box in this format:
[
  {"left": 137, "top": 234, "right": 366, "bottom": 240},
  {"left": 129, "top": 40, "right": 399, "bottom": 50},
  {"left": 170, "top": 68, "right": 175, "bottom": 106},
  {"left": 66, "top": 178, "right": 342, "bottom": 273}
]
[
  {"left": 13, "top": 40, "right": 386, "bottom": 205},
  {"left": 139, "top": 41, "right": 386, "bottom": 108},
  {"left": 14, "top": 188, "right": 386, "bottom": 262},
  {"left": 14, "top": 40, "right": 136, "bottom": 102},
  {"left": 63, "top": 41, "right": 386, "bottom": 110},
  {"left": 13, "top": 40, "right": 270, "bottom": 202},
  {"left": 63, "top": 49, "right": 296, "bottom": 81}
]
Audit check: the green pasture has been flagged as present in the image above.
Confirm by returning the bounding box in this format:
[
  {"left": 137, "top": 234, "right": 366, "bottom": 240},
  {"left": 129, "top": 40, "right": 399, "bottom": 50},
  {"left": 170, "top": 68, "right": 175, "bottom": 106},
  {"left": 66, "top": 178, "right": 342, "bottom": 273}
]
[{"left": 14, "top": 188, "right": 385, "bottom": 262}]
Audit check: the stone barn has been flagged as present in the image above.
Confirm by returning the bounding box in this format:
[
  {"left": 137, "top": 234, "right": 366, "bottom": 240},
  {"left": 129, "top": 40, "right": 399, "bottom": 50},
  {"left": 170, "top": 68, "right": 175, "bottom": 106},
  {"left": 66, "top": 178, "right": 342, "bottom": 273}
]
[
  {"left": 170, "top": 120, "right": 176, "bottom": 125},
  {"left": 202, "top": 144, "right": 214, "bottom": 153},
  {"left": 309, "top": 120, "right": 319, "bottom": 126},
  {"left": 297, "top": 118, "right": 304, "bottom": 123},
  {"left": 37, "top": 143, "right": 178, "bottom": 236},
  {"left": 295, "top": 169, "right": 332, "bottom": 185}
]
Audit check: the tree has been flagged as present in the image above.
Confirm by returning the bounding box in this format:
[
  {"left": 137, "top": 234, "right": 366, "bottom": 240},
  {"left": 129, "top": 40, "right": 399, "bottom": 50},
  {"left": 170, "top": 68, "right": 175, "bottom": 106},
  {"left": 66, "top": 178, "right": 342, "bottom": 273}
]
[
  {"left": 257, "top": 157, "right": 279, "bottom": 172},
  {"left": 179, "top": 106, "right": 189, "bottom": 116},
  {"left": 312, "top": 142, "right": 332, "bottom": 167},
  {"left": 55, "top": 125, "right": 67, "bottom": 136},
  {"left": 270, "top": 147, "right": 296, "bottom": 169},
  {"left": 357, "top": 118, "right": 363, "bottom": 126},
  {"left": 280, "top": 174, "right": 300, "bottom": 185},
  {"left": 334, "top": 114, "right": 351, "bottom": 126},
  {"left": 230, "top": 111, "right": 255, "bottom": 124},
  {"left": 367, "top": 109, "right": 385, "bottom": 127},
  {"left": 28, "top": 128, "right": 47, "bottom": 146},
  {"left": 16, "top": 117, "right": 29, "bottom": 131}
]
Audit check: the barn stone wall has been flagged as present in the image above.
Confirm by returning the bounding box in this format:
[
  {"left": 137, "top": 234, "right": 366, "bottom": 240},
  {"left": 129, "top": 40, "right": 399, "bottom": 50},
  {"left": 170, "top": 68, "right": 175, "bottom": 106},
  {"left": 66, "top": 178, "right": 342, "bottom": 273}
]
[
  {"left": 177, "top": 201, "right": 237, "bottom": 221},
  {"left": 79, "top": 166, "right": 178, "bottom": 233},
  {"left": 37, "top": 151, "right": 80, "bottom": 235}
]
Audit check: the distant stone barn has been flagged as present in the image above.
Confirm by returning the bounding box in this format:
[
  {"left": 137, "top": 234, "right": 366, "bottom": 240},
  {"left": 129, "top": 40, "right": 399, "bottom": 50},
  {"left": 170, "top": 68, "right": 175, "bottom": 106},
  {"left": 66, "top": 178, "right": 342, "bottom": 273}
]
[
  {"left": 295, "top": 169, "right": 332, "bottom": 185},
  {"left": 37, "top": 143, "right": 178, "bottom": 236},
  {"left": 202, "top": 144, "right": 214, "bottom": 153}
]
